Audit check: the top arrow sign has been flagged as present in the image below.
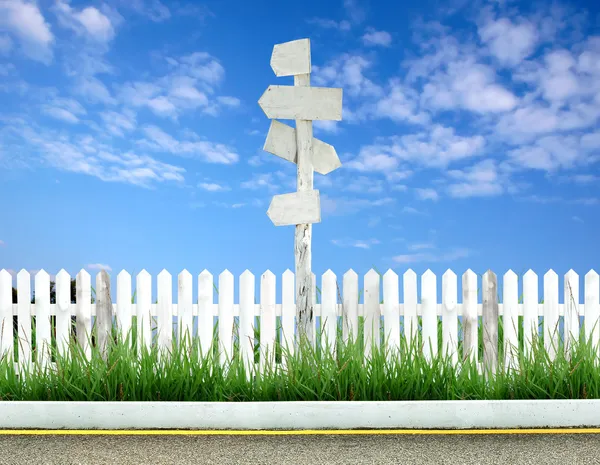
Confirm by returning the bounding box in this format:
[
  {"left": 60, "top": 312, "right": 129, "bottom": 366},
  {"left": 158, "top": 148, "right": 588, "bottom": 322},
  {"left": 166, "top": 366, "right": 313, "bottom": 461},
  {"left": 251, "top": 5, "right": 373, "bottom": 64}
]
[{"left": 270, "top": 39, "right": 311, "bottom": 77}]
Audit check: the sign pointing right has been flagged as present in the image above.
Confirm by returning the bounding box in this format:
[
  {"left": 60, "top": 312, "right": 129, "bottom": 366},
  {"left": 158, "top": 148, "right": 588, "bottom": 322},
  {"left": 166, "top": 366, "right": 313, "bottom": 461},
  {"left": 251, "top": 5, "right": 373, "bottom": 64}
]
[{"left": 263, "top": 120, "right": 341, "bottom": 175}]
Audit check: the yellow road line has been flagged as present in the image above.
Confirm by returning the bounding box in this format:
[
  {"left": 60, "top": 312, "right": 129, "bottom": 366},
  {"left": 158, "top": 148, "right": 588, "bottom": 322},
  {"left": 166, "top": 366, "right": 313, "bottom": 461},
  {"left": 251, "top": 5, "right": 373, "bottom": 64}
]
[{"left": 0, "top": 429, "right": 600, "bottom": 435}]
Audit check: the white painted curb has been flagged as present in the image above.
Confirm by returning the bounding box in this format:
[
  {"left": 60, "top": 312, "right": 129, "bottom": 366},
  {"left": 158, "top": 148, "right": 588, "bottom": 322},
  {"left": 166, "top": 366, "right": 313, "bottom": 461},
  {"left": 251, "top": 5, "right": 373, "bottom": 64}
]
[{"left": 1, "top": 400, "right": 600, "bottom": 430}]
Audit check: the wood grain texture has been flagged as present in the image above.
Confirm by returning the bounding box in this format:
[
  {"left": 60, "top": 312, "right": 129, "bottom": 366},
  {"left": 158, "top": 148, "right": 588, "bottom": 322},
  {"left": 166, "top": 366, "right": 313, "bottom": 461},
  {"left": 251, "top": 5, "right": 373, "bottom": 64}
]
[{"left": 258, "top": 85, "right": 343, "bottom": 121}]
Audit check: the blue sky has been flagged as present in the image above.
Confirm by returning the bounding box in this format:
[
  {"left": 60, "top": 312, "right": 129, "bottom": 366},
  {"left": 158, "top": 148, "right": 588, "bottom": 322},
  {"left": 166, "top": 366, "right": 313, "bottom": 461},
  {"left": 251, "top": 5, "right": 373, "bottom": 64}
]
[{"left": 0, "top": 0, "right": 599, "bottom": 303}]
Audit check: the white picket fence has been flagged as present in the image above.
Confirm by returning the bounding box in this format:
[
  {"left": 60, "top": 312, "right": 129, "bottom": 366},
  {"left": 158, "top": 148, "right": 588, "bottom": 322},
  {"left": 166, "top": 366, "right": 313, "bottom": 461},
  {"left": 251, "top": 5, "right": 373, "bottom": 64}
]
[{"left": 1, "top": 268, "right": 599, "bottom": 377}]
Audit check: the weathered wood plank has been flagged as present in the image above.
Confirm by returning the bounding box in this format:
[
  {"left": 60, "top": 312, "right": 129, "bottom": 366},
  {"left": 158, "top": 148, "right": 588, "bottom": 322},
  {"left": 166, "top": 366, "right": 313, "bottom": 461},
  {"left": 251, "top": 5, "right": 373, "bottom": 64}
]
[
  {"left": 136, "top": 270, "right": 152, "bottom": 356},
  {"left": 342, "top": 269, "right": 358, "bottom": 344},
  {"left": 239, "top": 270, "right": 255, "bottom": 377},
  {"left": 270, "top": 38, "right": 311, "bottom": 77},
  {"left": 116, "top": 270, "right": 132, "bottom": 347},
  {"left": 218, "top": 270, "right": 234, "bottom": 367},
  {"left": 198, "top": 270, "right": 214, "bottom": 361},
  {"left": 260, "top": 271, "right": 276, "bottom": 374},
  {"left": 403, "top": 270, "right": 418, "bottom": 355},
  {"left": 258, "top": 85, "right": 343, "bottom": 121},
  {"left": 178, "top": 270, "right": 193, "bottom": 350},
  {"left": 564, "top": 270, "right": 580, "bottom": 360},
  {"left": 76, "top": 269, "right": 92, "bottom": 361},
  {"left": 55, "top": 270, "right": 71, "bottom": 359},
  {"left": 321, "top": 270, "right": 337, "bottom": 358},
  {"left": 263, "top": 120, "right": 341, "bottom": 175},
  {"left": 35, "top": 270, "right": 52, "bottom": 370},
  {"left": 267, "top": 190, "right": 321, "bottom": 226},
  {"left": 482, "top": 270, "right": 498, "bottom": 376},
  {"left": 95, "top": 270, "right": 112, "bottom": 362}
]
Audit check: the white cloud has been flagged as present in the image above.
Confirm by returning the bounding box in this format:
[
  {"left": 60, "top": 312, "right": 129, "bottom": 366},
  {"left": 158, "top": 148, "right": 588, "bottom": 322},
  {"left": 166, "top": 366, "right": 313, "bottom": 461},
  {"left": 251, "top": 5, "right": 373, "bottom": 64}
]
[
  {"left": 446, "top": 159, "right": 506, "bottom": 198},
  {"left": 392, "top": 247, "right": 470, "bottom": 264},
  {"left": 54, "top": 0, "right": 116, "bottom": 42},
  {"left": 478, "top": 16, "right": 538, "bottom": 67},
  {"left": 306, "top": 18, "right": 351, "bottom": 31},
  {"left": 41, "top": 98, "right": 86, "bottom": 124},
  {"left": 100, "top": 109, "right": 136, "bottom": 137},
  {"left": 139, "top": 126, "right": 239, "bottom": 164},
  {"left": 331, "top": 238, "right": 380, "bottom": 249},
  {"left": 75, "top": 76, "right": 116, "bottom": 105},
  {"left": 198, "top": 182, "right": 230, "bottom": 192},
  {"left": 0, "top": 0, "right": 54, "bottom": 63},
  {"left": 86, "top": 263, "right": 112, "bottom": 271},
  {"left": 362, "top": 29, "right": 392, "bottom": 47},
  {"left": 313, "top": 54, "right": 382, "bottom": 99},
  {"left": 415, "top": 188, "right": 439, "bottom": 201}
]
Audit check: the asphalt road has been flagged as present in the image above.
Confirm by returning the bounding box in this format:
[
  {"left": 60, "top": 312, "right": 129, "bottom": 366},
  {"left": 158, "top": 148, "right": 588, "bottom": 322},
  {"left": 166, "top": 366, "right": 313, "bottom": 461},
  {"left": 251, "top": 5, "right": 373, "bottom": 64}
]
[{"left": 1, "top": 433, "right": 600, "bottom": 464}]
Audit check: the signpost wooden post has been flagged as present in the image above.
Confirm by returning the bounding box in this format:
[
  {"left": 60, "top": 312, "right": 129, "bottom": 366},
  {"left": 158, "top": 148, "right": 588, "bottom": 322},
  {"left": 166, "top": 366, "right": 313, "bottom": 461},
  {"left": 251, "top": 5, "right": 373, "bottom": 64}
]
[{"left": 259, "top": 38, "right": 343, "bottom": 352}]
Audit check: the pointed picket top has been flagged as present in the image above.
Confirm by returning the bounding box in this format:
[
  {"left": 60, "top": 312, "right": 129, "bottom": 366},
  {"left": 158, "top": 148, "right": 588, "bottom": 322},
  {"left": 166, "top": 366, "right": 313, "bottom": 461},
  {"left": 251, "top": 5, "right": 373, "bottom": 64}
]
[
  {"left": 117, "top": 269, "right": 131, "bottom": 287},
  {"left": 262, "top": 269, "right": 276, "bottom": 280},
  {"left": 56, "top": 269, "right": 70, "bottom": 282},
  {"left": 483, "top": 269, "right": 496, "bottom": 279},
  {"left": 523, "top": 269, "right": 537, "bottom": 280},
  {"left": 137, "top": 269, "right": 150, "bottom": 279},
  {"left": 463, "top": 269, "right": 477, "bottom": 279},
  {"left": 37, "top": 269, "right": 50, "bottom": 280},
  {"left": 504, "top": 269, "right": 518, "bottom": 280},
  {"left": 220, "top": 269, "right": 233, "bottom": 278},
  {"left": 199, "top": 269, "right": 212, "bottom": 279},
  {"left": 383, "top": 268, "right": 398, "bottom": 280},
  {"left": 0, "top": 269, "right": 11, "bottom": 280},
  {"left": 443, "top": 269, "right": 457, "bottom": 280},
  {"left": 403, "top": 269, "right": 417, "bottom": 280},
  {"left": 423, "top": 269, "right": 435, "bottom": 279},
  {"left": 158, "top": 269, "right": 171, "bottom": 279},
  {"left": 586, "top": 269, "right": 599, "bottom": 283},
  {"left": 565, "top": 269, "right": 579, "bottom": 282},
  {"left": 365, "top": 268, "right": 380, "bottom": 281},
  {"left": 179, "top": 269, "right": 192, "bottom": 279},
  {"left": 344, "top": 269, "right": 358, "bottom": 280},
  {"left": 544, "top": 269, "right": 558, "bottom": 280},
  {"left": 17, "top": 269, "right": 29, "bottom": 280},
  {"left": 282, "top": 269, "right": 294, "bottom": 279},
  {"left": 77, "top": 268, "right": 90, "bottom": 280},
  {"left": 323, "top": 269, "right": 337, "bottom": 280}
]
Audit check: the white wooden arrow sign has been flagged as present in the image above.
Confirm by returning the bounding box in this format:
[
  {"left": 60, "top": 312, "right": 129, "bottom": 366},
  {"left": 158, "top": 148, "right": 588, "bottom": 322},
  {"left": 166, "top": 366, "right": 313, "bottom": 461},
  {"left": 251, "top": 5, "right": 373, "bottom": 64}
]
[
  {"left": 263, "top": 120, "right": 341, "bottom": 175},
  {"left": 267, "top": 190, "right": 321, "bottom": 227},
  {"left": 271, "top": 38, "right": 311, "bottom": 77},
  {"left": 258, "top": 85, "right": 343, "bottom": 121}
]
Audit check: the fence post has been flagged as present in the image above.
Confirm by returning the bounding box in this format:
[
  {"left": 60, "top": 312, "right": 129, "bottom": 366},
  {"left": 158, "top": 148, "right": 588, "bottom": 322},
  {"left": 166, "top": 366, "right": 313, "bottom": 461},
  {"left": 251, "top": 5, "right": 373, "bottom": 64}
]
[
  {"left": 482, "top": 270, "right": 498, "bottom": 377},
  {"left": 96, "top": 270, "right": 112, "bottom": 362}
]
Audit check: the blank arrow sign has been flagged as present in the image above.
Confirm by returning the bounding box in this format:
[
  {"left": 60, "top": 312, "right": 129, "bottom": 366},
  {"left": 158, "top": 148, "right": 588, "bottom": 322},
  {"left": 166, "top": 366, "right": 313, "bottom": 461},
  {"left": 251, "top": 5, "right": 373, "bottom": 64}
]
[
  {"left": 264, "top": 120, "right": 341, "bottom": 175},
  {"left": 258, "top": 86, "right": 343, "bottom": 121},
  {"left": 270, "top": 38, "right": 311, "bottom": 77},
  {"left": 267, "top": 190, "right": 321, "bottom": 227}
]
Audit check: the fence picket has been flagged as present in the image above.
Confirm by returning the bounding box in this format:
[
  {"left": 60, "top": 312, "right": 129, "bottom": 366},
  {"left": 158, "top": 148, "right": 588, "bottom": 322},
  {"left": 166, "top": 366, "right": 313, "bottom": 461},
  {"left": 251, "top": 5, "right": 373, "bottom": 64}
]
[
  {"left": 383, "top": 269, "right": 400, "bottom": 357},
  {"left": 0, "top": 270, "right": 12, "bottom": 362},
  {"left": 403, "top": 270, "right": 418, "bottom": 356},
  {"left": 260, "top": 271, "right": 276, "bottom": 374},
  {"left": 421, "top": 270, "right": 437, "bottom": 364},
  {"left": 543, "top": 270, "right": 559, "bottom": 361},
  {"left": 523, "top": 270, "right": 538, "bottom": 359},
  {"left": 218, "top": 270, "right": 234, "bottom": 367},
  {"left": 136, "top": 270, "right": 152, "bottom": 356},
  {"left": 178, "top": 270, "right": 193, "bottom": 350},
  {"left": 364, "top": 269, "right": 380, "bottom": 360},
  {"left": 503, "top": 270, "right": 518, "bottom": 373},
  {"left": 35, "top": 270, "right": 52, "bottom": 371},
  {"left": 156, "top": 270, "right": 172, "bottom": 362},
  {"left": 585, "top": 270, "right": 600, "bottom": 357},
  {"left": 442, "top": 269, "right": 458, "bottom": 368},
  {"left": 96, "top": 270, "right": 112, "bottom": 361},
  {"left": 482, "top": 270, "right": 498, "bottom": 376},
  {"left": 55, "top": 270, "right": 71, "bottom": 359},
  {"left": 16, "top": 270, "right": 31, "bottom": 372},
  {"left": 116, "top": 270, "right": 132, "bottom": 347},
  {"left": 321, "top": 270, "right": 337, "bottom": 358},
  {"left": 462, "top": 270, "right": 478, "bottom": 365},
  {"left": 198, "top": 270, "right": 214, "bottom": 361},
  {"left": 239, "top": 270, "right": 255, "bottom": 377},
  {"left": 281, "top": 269, "right": 295, "bottom": 364},
  {"left": 76, "top": 270, "right": 92, "bottom": 361},
  {"left": 564, "top": 270, "right": 579, "bottom": 360},
  {"left": 342, "top": 269, "right": 358, "bottom": 345}
]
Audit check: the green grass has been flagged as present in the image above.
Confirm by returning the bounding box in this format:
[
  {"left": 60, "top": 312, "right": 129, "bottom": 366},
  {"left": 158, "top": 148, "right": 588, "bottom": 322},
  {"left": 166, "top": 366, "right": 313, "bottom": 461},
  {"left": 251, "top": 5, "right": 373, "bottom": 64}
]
[{"left": 1, "top": 309, "right": 600, "bottom": 402}]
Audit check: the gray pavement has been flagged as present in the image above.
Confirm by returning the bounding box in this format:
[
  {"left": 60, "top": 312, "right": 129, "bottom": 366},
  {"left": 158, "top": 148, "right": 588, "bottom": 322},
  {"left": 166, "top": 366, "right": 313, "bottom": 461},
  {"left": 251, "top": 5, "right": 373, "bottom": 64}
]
[{"left": 1, "top": 433, "right": 600, "bottom": 464}]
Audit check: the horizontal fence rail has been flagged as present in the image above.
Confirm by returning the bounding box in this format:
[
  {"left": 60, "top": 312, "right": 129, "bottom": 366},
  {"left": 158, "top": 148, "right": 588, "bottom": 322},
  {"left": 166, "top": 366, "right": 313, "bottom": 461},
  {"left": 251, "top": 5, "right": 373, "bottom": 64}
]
[{"left": 1, "top": 268, "right": 599, "bottom": 377}]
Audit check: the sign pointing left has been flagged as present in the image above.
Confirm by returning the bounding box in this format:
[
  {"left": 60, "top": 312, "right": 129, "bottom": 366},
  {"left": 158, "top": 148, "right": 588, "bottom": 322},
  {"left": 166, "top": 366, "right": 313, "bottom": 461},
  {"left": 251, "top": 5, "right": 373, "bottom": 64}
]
[
  {"left": 267, "top": 190, "right": 321, "bottom": 227},
  {"left": 258, "top": 85, "right": 343, "bottom": 121}
]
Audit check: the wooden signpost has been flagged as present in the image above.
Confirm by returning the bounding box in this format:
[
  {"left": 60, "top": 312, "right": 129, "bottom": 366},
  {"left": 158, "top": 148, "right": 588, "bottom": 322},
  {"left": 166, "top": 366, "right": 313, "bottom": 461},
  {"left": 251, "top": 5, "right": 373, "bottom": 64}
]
[{"left": 258, "top": 38, "right": 343, "bottom": 350}]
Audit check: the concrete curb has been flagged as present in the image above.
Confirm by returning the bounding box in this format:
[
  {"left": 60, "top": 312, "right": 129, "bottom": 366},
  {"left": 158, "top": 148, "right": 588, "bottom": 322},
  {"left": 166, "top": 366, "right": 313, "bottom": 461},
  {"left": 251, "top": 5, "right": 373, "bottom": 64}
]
[{"left": 1, "top": 400, "right": 600, "bottom": 430}]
